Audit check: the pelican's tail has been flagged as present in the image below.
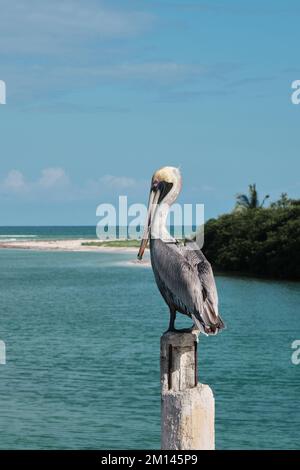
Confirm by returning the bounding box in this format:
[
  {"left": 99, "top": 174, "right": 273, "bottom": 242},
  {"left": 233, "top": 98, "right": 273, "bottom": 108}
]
[{"left": 192, "top": 307, "right": 225, "bottom": 336}]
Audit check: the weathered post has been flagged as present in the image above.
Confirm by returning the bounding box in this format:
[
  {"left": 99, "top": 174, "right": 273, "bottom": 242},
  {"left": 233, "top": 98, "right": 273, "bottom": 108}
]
[{"left": 160, "top": 330, "right": 215, "bottom": 450}]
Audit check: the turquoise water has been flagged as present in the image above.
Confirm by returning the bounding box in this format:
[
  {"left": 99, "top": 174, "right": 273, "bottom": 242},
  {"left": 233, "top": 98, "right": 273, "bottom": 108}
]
[
  {"left": 0, "top": 249, "right": 299, "bottom": 449},
  {"left": 0, "top": 225, "right": 196, "bottom": 242},
  {"left": 0, "top": 226, "right": 97, "bottom": 241}
]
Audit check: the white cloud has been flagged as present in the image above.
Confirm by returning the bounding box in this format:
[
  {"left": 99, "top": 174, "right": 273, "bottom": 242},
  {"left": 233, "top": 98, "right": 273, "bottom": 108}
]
[
  {"left": 0, "top": 0, "right": 154, "bottom": 55},
  {"left": 201, "top": 184, "right": 216, "bottom": 192},
  {"left": 99, "top": 174, "right": 137, "bottom": 189},
  {"left": 38, "top": 167, "right": 70, "bottom": 188},
  {"left": 2, "top": 170, "right": 27, "bottom": 192},
  {"left": 0, "top": 167, "right": 70, "bottom": 198},
  {"left": 0, "top": 2, "right": 219, "bottom": 105},
  {"left": 6, "top": 61, "right": 207, "bottom": 103},
  {"left": 0, "top": 169, "right": 146, "bottom": 202},
  {"left": 0, "top": 2, "right": 238, "bottom": 106},
  {"left": 86, "top": 62, "right": 205, "bottom": 82}
]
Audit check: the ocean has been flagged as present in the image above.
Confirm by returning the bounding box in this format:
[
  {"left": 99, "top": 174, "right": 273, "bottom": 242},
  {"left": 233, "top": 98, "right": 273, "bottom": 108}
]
[
  {"left": 0, "top": 228, "right": 299, "bottom": 449},
  {"left": 0, "top": 226, "right": 98, "bottom": 241},
  {"left": 0, "top": 225, "right": 197, "bottom": 242}
]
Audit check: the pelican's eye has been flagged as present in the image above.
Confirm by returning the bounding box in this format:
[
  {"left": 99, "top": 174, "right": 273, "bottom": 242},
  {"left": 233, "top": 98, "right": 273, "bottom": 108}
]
[{"left": 151, "top": 179, "right": 160, "bottom": 191}]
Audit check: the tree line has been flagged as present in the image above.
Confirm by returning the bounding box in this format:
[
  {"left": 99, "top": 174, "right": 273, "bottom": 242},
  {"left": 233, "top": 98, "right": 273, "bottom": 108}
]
[{"left": 202, "top": 186, "right": 300, "bottom": 280}]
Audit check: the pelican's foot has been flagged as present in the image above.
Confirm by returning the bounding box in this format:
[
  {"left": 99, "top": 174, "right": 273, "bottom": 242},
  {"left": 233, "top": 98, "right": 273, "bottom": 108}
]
[
  {"left": 163, "top": 325, "right": 196, "bottom": 334},
  {"left": 174, "top": 326, "right": 196, "bottom": 333},
  {"left": 163, "top": 328, "right": 173, "bottom": 335}
]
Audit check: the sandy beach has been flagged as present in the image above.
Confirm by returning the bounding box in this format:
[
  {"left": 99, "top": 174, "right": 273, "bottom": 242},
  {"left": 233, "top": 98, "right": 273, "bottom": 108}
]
[{"left": 0, "top": 238, "right": 146, "bottom": 254}]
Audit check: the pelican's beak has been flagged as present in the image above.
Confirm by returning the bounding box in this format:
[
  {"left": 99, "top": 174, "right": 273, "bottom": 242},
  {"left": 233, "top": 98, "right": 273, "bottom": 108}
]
[{"left": 137, "top": 184, "right": 161, "bottom": 260}]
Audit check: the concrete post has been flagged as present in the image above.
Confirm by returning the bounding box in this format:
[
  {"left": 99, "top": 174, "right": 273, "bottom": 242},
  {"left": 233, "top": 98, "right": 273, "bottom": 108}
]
[{"left": 160, "top": 330, "right": 215, "bottom": 450}]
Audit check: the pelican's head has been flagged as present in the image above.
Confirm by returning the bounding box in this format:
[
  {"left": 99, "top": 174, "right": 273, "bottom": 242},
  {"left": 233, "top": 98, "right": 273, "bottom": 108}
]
[{"left": 137, "top": 166, "right": 181, "bottom": 260}]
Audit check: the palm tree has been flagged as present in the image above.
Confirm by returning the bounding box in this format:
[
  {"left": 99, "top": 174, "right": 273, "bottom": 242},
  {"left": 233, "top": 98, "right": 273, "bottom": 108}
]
[{"left": 235, "top": 184, "right": 269, "bottom": 211}]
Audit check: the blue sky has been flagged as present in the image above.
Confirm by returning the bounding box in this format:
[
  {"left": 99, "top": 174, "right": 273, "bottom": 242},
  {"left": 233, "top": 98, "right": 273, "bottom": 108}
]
[{"left": 0, "top": 0, "right": 299, "bottom": 225}]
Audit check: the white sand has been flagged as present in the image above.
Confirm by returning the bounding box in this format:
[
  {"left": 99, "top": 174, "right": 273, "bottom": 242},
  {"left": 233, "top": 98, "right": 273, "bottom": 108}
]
[{"left": 0, "top": 238, "right": 146, "bottom": 254}]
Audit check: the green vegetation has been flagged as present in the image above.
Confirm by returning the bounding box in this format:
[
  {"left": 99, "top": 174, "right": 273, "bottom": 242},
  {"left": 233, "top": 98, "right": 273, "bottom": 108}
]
[
  {"left": 82, "top": 239, "right": 141, "bottom": 248},
  {"left": 235, "top": 183, "right": 269, "bottom": 211},
  {"left": 203, "top": 192, "right": 300, "bottom": 280}
]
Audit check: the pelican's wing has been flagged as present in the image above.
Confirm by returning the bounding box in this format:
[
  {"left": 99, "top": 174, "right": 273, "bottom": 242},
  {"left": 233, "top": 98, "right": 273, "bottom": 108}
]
[
  {"left": 182, "top": 240, "right": 224, "bottom": 333},
  {"left": 151, "top": 240, "right": 224, "bottom": 334}
]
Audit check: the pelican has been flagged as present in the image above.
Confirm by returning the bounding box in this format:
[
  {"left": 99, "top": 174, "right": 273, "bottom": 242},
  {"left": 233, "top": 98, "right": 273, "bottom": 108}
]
[{"left": 138, "top": 166, "right": 225, "bottom": 335}]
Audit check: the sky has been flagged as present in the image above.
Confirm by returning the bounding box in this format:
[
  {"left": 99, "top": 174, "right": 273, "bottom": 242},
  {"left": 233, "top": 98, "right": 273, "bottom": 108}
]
[{"left": 0, "top": 0, "right": 299, "bottom": 225}]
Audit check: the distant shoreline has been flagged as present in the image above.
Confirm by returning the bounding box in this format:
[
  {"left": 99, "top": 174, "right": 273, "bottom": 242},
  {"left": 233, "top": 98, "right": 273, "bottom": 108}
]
[{"left": 0, "top": 239, "right": 144, "bottom": 253}]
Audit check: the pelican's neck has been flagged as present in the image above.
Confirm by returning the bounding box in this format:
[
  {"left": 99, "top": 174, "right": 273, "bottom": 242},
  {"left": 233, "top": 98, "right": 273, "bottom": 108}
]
[
  {"left": 151, "top": 178, "right": 181, "bottom": 242},
  {"left": 151, "top": 202, "right": 173, "bottom": 242}
]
